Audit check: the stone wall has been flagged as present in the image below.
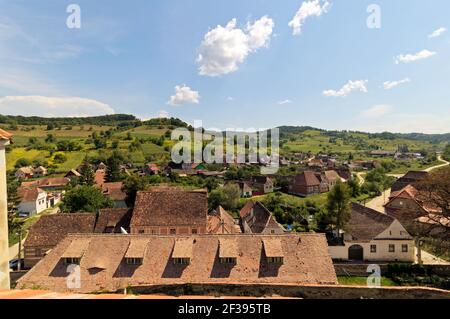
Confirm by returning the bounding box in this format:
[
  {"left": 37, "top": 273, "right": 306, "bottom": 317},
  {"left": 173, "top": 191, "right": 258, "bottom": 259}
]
[
  {"left": 129, "top": 283, "right": 450, "bottom": 299},
  {"left": 334, "top": 263, "right": 450, "bottom": 277}
]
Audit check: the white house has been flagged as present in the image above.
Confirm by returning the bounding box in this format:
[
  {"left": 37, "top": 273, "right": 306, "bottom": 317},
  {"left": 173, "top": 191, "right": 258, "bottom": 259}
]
[
  {"left": 15, "top": 166, "right": 34, "bottom": 179},
  {"left": 18, "top": 187, "right": 48, "bottom": 217},
  {"left": 329, "top": 203, "right": 415, "bottom": 263}
]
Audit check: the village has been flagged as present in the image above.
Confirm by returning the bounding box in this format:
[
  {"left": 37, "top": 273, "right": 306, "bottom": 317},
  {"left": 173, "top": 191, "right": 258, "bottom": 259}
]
[{"left": 1, "top": 123, "right": 449, "bottom": 298}]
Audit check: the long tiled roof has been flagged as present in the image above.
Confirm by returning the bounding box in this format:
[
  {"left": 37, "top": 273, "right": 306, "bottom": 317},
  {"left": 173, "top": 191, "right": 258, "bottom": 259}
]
[
  {"left": 24, "top": 214, "right": 96, "bottom": 247},
  {"left": 347, "top": 203, "right": 396, "bottom": 240},
  {"left": 131, "top": 188, "right": 208, "bottom": 227},
  {"left": 17, "top": 233, "right": 337, "bottom": 293}
]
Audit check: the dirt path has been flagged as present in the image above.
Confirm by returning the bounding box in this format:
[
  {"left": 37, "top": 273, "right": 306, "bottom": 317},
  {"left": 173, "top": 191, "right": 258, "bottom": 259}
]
[{"left": 364, "top": 154, "right": 449, "bottom": 213}]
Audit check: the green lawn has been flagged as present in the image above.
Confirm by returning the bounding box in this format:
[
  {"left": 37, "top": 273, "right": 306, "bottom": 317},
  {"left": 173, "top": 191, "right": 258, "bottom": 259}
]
[{"left": 338, "top": 276, "right": 398, "bottom": 287}]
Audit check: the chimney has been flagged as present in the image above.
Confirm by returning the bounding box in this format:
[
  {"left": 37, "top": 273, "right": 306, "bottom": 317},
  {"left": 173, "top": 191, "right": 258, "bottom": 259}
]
[{"left": 0, "top": 129, "right": 12, "bottom": 290}]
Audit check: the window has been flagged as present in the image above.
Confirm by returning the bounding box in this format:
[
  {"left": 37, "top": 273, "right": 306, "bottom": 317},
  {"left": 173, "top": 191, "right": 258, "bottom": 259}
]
[
  {"left": 370, "top": 245, "right": 377, "bottom": 253},
  {"left": 138, "top": 229, "right": 145, "bottom": 234},
  {"left": 267, "top": 257, "right": 284, "bottom": 264},
  {"left": 64, "top": 257, "right": 80, "bottom": 265},
  {"left": 270, "top": 230, "right": 275, "bottom": 234},
  {"left": 170, "top": 228, "right": 177, "bottom": 235},
  {"left": 389, "top": 244, "right": 395, "bottom": 253},
  {"left": 220, "top": 257, "right": 236, "bottom": 264},
  {"left": 173, "top": 258, "right": 190, "bottom": 265},
  {"left": 125, "top": 258, "right": 143, "bottom": 265},
  {"left": 191, "top": 228, "right": 198, "bottom": 235},
  {"left": 402, "top": 245, "right": 408, "bottom": 252}
]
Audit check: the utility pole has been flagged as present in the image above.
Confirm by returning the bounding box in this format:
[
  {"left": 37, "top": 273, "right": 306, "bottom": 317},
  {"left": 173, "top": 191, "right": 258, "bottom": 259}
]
[{"left": 17, "top": 231, "right": 22, "bottom": 271}]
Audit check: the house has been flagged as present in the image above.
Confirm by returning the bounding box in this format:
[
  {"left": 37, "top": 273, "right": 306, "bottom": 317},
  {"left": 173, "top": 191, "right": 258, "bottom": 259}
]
[
  {"left": 308, "top": 158, "right": 325, "bottom": 170},
  {"left": 207, "top": 206, "right": 242, "bottom": 234},
  {"left": 249, "top": 176, "right": 274, "bottom": 195},
  {"left": 16, "top": 233, "right": 337, "bottom": 293},
  {"left": 323, "top": 170, "right": 343, "bottom": 190},
  {"left": 17, "top": 187, "right": 48, "bottom": 217},
  {"left": 23, "top": 213, "right": 96, "bottom": 268},
  {"left": 94, "top": 208, "right": 133, "bottom": 234},
  {"left": 33, "top": 166, "right": 48, "bottom": 177},
  {"left": 94, "top": 169, "right": 106, "bottom": 186},
  {"left": 15, "top": 166, "right": 34, "bottom": 179},
  {"left": 391, "top": 171, "right": 429, "bottom": 192},
  {"left": 181, "top": 162, "right": 206, "bottom": 171},
  {"left": 314, "top": 173, "right": 330, "bottom": 193},
  {"left": 143, "top": 163, "right": 159, "bottom": 175},
  {"left": 239, "top": 201, "right": 286, "bottom": 234},
  {"left": 102, "top": 182, "right": 127, "bottom": 208},
  {"left": 21, "top": 177, "right": 70, "bottom": 191},
  {"left": 370, "top": 150, "right": 395, "bottom": 158},
  {"left": 384, "top": 185, "right": 440, "bottom": 227},
  {"left": 328, "top": 203, "right": 415, "bottom": 262},
  {"left": 97, "top": 162, "right": 107, "bottom": 170},
  {"left": 335, "top": 166, "right": 352, "bottom": 182},
  {"left": 130, "top": 188, "right": 208, "bottom": 235},
  {"left": 65, "top": 169, "right": 81, "bottom": 179},
  {"left": 288, "top": 171, "right": 320, "bottom": 197},
  {"left": 235, "top": 181, "right": 253, "bottom": 198}
]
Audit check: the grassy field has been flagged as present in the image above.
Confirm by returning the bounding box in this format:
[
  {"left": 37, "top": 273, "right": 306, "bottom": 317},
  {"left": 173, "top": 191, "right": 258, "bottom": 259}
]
[
  {"left": 283, "top": 129, "right": 445, "bottom": 155},
  {"left": 252, "top": 192, "right": 329, "bottom": 207},
  {"left": 338, "top": 276, "right": 398, "bottom": 287}
]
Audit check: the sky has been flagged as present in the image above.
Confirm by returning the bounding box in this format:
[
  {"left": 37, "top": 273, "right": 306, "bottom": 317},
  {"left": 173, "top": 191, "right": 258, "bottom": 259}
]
[{"left": 0, "top": 0, "right": 449, "bottom": 133}]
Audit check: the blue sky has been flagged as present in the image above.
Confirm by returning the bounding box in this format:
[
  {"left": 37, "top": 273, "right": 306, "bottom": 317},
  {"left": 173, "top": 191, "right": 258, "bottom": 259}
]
[{"left": 0, "top": 0, "right": 449, "bottom": 133}]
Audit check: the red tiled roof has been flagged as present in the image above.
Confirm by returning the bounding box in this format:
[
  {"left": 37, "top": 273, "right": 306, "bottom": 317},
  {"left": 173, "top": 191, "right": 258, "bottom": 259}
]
[
  {"left": 0, "top": 128, "right": 12, "bottom": 140},
  {"left": 17, "top": 233, "right": 337, "bottom": 293},
  {"left": 102, "top": 182, "right": 126, "bottom": 201},
  {"left": 130, "top": 188, "right": 208, "bottom": 227}
]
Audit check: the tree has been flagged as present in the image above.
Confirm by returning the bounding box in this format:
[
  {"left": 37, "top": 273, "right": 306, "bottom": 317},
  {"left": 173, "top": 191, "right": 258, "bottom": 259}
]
[
  {"left": 123, "top": 175, "right": 148, "bottom": 206},
  {"left": 347, "top": 178, "right": 361, "bottom": 198},
  {"left": 60, "top": 185, "right": 114, "bottom": 213},
  {"left": 105, "top": 152, "right": 122, "bottom": 182},
  {"left": 411, "top": 167, "right": 450, "bottom": 262},
  {"left": 7, "top": 173, "right": 21, "bottom": 235},
  {"left": 15, "top": 158, "right": 32, "bottom": 168},
  {"left": 45, "top": 134, "right": 56, "bottom": 143},
  {"left": 326, "top": 181, "right": 352, "bottom": 239},
  {"left": 79, "top": 157, "right": 95, "bottom": 186},
  {"left": 208, "top": 184, "right": 241, "bottom": 211}
]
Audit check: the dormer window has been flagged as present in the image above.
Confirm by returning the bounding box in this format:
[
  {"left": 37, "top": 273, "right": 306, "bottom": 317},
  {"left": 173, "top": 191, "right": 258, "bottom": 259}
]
[
  {"left": 125, "top": 257, "right": 143, "bottom": 265},
  {"left": 61, "top": 239, "right": 90, "bottom": 266},
  {"left": 267, "top": 257, "right": 284, "bottom": 264},
  {"left": 172, "top": 239, "right": 193, "bottom": 265},
  {"left": 219, "top": 238, "right": 238, "bottom": 266},
  {"left": 263, "top": 239, "right": 284, "bottom": 265},
  {"left": 124, "top": 239, "right": 147, "bottom": 266},
  {"left": 64, "top": 257, "right": 80, "bottom": 265}
]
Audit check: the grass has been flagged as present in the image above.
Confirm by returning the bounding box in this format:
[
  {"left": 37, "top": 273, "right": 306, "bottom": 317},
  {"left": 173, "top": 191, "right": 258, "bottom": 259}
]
[{"left": 338, "top": 276, "right": 399, "bottom": 287}]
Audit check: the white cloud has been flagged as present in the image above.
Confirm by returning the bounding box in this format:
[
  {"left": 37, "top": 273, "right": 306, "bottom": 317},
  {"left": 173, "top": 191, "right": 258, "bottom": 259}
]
[
  {"left": 197, "top": 16, "right": 274, "bottom": 76},
  {"left": 278, "top": 99, "right": 293, "bottom": 105},
  {"left": 394, "top": 49, "right": 437, "bottom": 64},
  {"left": 0, "top": 96, "right": 115, "bottom": 117},
  {"left": 158, "top": 110, "right": 169, "bottom": 118},
  {"left": 428, "top": 27, "right": 447, "bottom": 38},
  {"left": 361, "top": 104, "right": 392, "bottom": 118},
  {"left": 168, "top": 85, "right": 200, "bottom": 106},
  {"left": 288, "top": 0, "right": 330, "bottom": 36},
  {"left": 383, "top": 78, "right": 411, "bottom": 90},
  {"left": 227, "top": 96, "right": 235, "bottom": 101},
  {"left": 323, "top": 80, "right": 368, "bottom": 97}
]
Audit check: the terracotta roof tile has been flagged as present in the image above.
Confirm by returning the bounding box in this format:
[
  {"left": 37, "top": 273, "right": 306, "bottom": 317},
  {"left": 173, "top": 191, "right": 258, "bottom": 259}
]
[
  {"left": 17, "top": 233, "right": 337, "bottom": 293},
  {"left": 131, "top": 188, "right": 208, "bottom": 228}
]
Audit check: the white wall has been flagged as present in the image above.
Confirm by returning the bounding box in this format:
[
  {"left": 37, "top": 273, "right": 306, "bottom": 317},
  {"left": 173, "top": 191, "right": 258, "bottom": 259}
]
[
  {"left": 0, "top": 140, "right": 11, "bottom": 289},
  {"left": 329, "top": 240, "right": 415, "bottom": 262}
]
